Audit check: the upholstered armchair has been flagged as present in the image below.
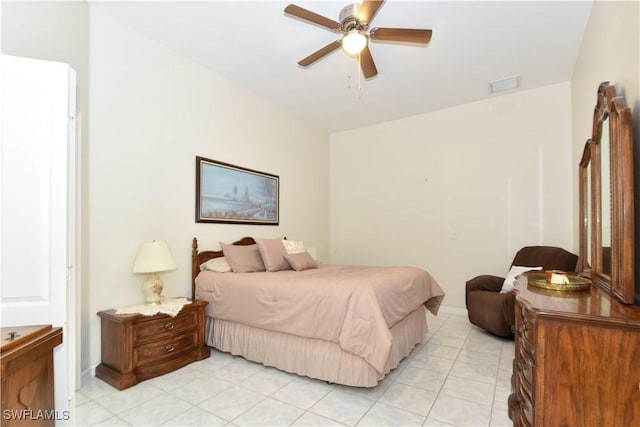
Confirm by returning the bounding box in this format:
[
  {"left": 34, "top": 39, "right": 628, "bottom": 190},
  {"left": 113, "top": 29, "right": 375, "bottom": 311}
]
[{"left": 465, "top": 246, "right": 579, "bottom": 337}]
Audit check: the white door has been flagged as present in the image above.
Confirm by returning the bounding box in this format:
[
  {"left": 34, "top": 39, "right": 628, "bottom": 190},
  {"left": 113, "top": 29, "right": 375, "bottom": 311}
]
[{"left": 1, "top": 55, "right": 76, "bottom": 422}]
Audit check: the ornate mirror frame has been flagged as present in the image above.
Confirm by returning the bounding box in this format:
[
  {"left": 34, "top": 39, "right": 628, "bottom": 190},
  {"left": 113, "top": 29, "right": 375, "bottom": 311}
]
[
  {"left": 580, "top": 82, "right": 635, "bottom": 303},
  {"left": 578, "top": 140, "right": 593, "bottom": 274}
]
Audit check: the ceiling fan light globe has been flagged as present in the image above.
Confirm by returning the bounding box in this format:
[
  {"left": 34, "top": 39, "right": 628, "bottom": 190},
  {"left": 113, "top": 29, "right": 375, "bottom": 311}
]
[{"left": 342, "top": 30, "right": 367, "bottom": 56}]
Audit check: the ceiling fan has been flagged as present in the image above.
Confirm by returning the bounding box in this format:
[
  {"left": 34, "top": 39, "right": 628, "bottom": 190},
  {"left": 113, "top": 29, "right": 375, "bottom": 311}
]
[{"left": 284, "top": 0, "right": 432, "bottom": 79}]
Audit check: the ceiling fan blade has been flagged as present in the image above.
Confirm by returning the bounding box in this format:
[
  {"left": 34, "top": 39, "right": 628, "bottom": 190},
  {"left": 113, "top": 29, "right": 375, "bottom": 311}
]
[
  {"left": 285, "top": 4, "right": 341, "bottom": 31},
  {"left": 370, "top": 27, "right": 432, "bottom": 44},
  {"left": 357, "top": 0, "right": 385, "bottom": 25},
  {"left": 360, "top": 45, "right": 378, "bottom": 79},
  {"left": 298, "top": 40, "right": 342, "bottom": 67}
]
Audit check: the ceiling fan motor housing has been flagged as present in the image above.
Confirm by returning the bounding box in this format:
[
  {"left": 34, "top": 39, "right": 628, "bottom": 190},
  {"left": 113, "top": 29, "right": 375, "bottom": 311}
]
[{"left": 339, "top": 4, "right": 365, "bottom": 32}]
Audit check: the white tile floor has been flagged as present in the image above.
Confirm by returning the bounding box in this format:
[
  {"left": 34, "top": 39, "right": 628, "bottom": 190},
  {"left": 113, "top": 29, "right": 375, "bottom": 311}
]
[{"left": 74, "top": 312, "right": 515, "bottom": 426}]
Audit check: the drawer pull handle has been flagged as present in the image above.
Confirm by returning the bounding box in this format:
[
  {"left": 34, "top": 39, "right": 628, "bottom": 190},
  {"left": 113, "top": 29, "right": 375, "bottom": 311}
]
[
  {"left": 165, "top": 344, "right": 175, "bottom": 353},
  {"left": 164, "top": 322, "right": 175, "bottom": 330}
]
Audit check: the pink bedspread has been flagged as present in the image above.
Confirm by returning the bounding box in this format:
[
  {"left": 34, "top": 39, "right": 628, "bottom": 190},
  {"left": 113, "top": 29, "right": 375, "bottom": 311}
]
[{"left": 195, "top": 264, "right": 445, "bottom": 373}]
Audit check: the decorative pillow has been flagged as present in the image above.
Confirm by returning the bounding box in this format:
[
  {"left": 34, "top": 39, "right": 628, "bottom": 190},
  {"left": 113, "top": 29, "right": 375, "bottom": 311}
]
[
  {"left": 219, "top": 242, "right": 265, "bottom": 273},
  {"left": 284, "top": 251, "right": 318, "bottom": 271},
  {"left": 256, "top": 238, "right": 291, "bottom": 272},
  {"left": 282, "top": 239, "right": 306, "bottom": 254},
  {"left": 501, "top": 265, "right": 542, "bottom": 293},
  {"left": 200, "top": 256, "right": 232, "bottom": 273}
]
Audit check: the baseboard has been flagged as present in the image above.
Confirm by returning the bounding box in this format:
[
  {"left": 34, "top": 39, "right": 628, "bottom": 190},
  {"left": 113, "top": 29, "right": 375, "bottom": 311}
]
[{"left": 79, "top": 365, "right": 97, "bottom": 389}]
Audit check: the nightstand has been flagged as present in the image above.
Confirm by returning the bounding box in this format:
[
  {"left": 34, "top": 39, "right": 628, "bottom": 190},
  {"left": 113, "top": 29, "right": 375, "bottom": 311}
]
[{"left": 95, "top": 299, "right": 209, "bottom": 390}]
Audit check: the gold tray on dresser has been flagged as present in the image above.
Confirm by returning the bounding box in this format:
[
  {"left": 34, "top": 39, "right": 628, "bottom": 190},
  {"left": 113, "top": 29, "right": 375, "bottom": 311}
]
[{"left": 527, "top": 272, "right": 591, "bottom": 292}]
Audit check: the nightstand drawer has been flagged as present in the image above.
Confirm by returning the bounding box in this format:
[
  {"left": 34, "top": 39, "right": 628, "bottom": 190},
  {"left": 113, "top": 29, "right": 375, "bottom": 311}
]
[
  {"left": 135, "top": 330, "right": 196, "bottom": 366},
  {"left": 134, "top": 309, "right": 197, "bottom": 343}
]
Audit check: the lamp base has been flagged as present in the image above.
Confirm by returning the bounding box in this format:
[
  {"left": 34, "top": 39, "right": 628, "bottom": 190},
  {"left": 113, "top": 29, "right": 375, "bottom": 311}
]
[{"left": 142, "top": 273, "right": 163, "bottom": 305}]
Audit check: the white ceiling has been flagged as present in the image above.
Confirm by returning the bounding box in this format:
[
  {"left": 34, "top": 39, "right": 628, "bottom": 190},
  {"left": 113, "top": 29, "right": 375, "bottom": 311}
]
[{"left": 91, "top": 1, "right": 593, "bottom": 132}]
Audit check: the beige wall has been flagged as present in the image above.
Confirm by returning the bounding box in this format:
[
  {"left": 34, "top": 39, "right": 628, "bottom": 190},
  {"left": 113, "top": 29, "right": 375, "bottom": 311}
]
[
  {"left": 571, "top": 0, "right": 640, "bottom": 302},
  {"left": 330, "top": 83, "right": 575, "bottom": 309}
]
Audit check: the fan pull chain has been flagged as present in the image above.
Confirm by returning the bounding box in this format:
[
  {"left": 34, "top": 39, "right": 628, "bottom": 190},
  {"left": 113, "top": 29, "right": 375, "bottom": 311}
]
[{"left": 346, "top": 56, "right": 362, "bottom": 99}]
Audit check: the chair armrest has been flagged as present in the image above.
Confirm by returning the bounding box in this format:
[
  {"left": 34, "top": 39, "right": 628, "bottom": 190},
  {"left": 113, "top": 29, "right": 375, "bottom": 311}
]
[
  {"left": 465, "top": 275, "right": 505, "bottom": 294},
  {"left": 465, "top": 276, "right": 517, "bottom": 338}
]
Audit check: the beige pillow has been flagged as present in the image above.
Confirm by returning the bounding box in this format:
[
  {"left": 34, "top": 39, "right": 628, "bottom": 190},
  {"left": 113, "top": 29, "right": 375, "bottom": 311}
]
[
  {"left": 256, "top": 238, "right": 291, "bottom": 272},
  {"left": 200, "top": 257, "right": 232, "bottom": 273},
  {"left": 219, "top": 243, "right": 265, "bottom": 273},
  {"left": 282, "top": 239, "right": 306, "bottom": 254},
  {"left": 284, "top": 251, "right": 318, "bottom": 271}
]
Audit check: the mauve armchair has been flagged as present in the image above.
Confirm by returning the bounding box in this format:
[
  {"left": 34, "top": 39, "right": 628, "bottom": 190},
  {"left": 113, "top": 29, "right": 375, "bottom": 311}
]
[{"left": 465, "top": 246, "right": 579, "bottom": 337}]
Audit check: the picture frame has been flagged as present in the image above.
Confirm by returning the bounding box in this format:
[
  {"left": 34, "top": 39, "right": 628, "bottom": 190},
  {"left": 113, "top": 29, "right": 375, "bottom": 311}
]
[{"left": 195, "top": 156, "right": 279, "bottom": 225}]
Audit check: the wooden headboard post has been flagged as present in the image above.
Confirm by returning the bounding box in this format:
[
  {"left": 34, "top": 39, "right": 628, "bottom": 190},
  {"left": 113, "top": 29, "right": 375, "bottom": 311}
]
[
  {"left": 191, "top": 236, "right": 257, "bottom": 299},
  {"left": 191, "top": 237, "right": 200, "bottom": 299}
]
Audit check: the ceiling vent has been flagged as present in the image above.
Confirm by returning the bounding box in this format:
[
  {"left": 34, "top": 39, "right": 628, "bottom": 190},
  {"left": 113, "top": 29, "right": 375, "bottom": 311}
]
[{"left": 490, "top": 76, "right": 520, "bottom": 94}]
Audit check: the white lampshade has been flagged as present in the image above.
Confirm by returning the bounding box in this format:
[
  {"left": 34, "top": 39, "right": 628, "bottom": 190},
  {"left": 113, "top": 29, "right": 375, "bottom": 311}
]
[
  {"left": 342, "top": 30, "right": 367, "bottom": 56},
  {"left": 133, "top": 240, "right": 176, "bottom": 305},
  {"left": 133, "top": 240, "right": 176, "bottom": 274}
]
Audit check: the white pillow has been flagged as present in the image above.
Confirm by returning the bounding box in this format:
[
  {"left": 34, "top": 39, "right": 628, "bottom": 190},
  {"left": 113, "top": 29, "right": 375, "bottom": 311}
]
[
  {"left": 200, "top": 257, "right": 232, "bottom": 273},
  {"left": 282, "top": 239, "right": 306, "bottom": 254},
  {"left": 501, "top": 265, "right": 542, "bottom": 293}
]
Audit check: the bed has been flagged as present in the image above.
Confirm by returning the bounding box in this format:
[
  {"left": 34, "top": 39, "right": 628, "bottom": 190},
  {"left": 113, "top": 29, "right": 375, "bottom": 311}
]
[{"left": 191, "top": 237, "right": 445, "bottom": 387}]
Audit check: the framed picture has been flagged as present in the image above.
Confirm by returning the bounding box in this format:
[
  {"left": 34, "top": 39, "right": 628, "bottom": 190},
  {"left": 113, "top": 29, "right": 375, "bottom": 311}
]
[{"left": 196, "top": 156, "right": 279, "bottom": 225}]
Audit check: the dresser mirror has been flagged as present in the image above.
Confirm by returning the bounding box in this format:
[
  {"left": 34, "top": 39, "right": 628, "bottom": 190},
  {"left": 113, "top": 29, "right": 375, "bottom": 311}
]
[
  {"left": 579, "top": 82, "right": 635, "bottom": 303},
  {"left": 600, "top": 115, "right": 612, "bottom": 277}
]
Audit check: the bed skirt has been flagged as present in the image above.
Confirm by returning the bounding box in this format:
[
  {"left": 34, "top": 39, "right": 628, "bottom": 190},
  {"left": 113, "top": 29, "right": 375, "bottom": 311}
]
[{"left": 205, "top": 305, "right": 427, "bottom": 388}]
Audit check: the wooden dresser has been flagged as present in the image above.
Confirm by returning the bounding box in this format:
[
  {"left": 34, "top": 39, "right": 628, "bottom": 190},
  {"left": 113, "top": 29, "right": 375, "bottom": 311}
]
[
  {"left": 0, "top": 325, "right": 63, "bottom": 427},
  {"left": 509, "top": 277, "right": 640, "bottom": 427},
  {"left": 95, "top": 299, "right": 209, "bottom": 390}
]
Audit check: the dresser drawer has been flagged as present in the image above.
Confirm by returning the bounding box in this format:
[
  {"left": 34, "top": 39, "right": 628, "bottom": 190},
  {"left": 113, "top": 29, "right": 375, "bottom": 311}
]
[
  {"left": 133, "top": 309, "right": 197, "bottom": 343},
  {"left": 134, "top": 330, "right": 197, "bottom": 366}
]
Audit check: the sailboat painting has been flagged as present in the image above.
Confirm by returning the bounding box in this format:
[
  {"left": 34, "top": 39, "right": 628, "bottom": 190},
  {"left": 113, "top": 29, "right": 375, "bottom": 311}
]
[{"left": 196, "top": 156, "right": 279, "bottom": 225}]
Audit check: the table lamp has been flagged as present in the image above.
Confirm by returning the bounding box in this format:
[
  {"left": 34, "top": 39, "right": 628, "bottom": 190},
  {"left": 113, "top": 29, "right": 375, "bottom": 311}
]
[{"left": 132, "top": 240, "right": 176, "bottom": 305}]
